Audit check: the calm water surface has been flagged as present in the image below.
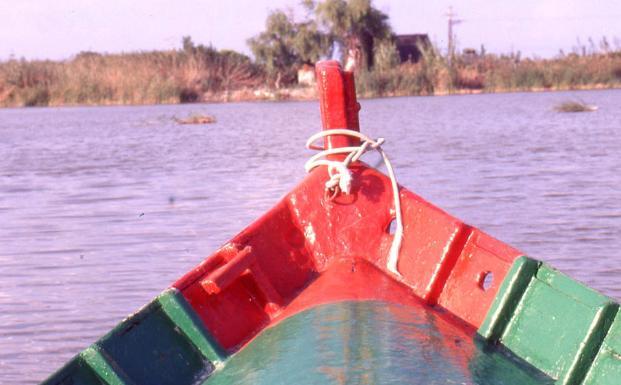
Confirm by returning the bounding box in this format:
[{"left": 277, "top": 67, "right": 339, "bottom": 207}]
[{"left": 1, "top": 89, "right": 620, "bottom": 384}]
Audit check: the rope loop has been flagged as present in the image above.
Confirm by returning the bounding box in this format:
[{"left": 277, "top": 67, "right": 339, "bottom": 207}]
[{"left": 305, "top": 129, "right": 403, "bottom": 276}]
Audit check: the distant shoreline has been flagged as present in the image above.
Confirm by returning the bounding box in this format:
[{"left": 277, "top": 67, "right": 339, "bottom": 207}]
[
  {"left": 2, "top": 47, "right": 621, "bottom": 108},
  {"left": 1, "top": 83, "right": 619, "bottom": 109}
]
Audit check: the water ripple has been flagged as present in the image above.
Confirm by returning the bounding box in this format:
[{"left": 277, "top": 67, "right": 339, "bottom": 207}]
[{"left": 1, "top": 90, "right": 621, "bottom": 383}]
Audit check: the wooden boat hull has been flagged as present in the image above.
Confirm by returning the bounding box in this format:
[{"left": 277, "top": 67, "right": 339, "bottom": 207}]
[{"left": 40, "top": 61, "right": 620, "bottom": 385}]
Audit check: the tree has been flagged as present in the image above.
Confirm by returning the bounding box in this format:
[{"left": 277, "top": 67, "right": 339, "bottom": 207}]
[
  {"left": 373, "top": 39, "right": 400, "bottom": 72},
  {"left": 248, "top": 10, "right": 331, "bottom": 86},
  {"left": 306, "top": 0, "right": 392, "bottom": 70},
  {"left": 182, "top": 36, "right": 195, "bottom": 53}
]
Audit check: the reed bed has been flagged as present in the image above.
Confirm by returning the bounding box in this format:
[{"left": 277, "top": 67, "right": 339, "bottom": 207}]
[
  {"left": 2, "top": 46, "right": 621, "bottom": 107},
  {"left": 356, "top": 51, "right": 621, "bottom": 98},
  {"left": 0, "top": 47, "right": 264, "bottom": 107}
]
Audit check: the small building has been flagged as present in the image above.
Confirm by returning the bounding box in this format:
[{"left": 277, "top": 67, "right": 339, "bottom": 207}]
[
  {"left": 395, "top": 34, "right": 431, "bottom": 63},
  {"left": 297, "top": 64, "right": 315, "bottom": 86},
  {"left": 462, "top": 48, "right": 479, "bottom": 65}
]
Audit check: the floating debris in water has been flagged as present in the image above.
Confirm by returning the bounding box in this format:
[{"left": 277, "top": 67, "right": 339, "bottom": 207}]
[
  {"left": 555, "top": 100, "right": 598, "bottom": 113},
  {"left": 174, "top": 114, "right": 216, "bottom": 124}
]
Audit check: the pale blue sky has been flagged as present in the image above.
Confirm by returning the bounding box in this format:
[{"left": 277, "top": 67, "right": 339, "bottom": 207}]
[{"left": 1, "top": 0, "right": 620, "bottom": 60}]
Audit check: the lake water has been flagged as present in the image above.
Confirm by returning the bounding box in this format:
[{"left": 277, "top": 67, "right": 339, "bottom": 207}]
[{"left": 1, "top": 89, "right": 620, "bottom": 384}]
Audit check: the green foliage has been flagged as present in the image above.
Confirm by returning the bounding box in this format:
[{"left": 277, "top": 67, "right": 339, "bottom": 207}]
[
  {"left": 182, "top": 36, "right": 195, "bottom": 53},
  {"left": 3, "top": 29, "right": 621, "bottom": 107},
  {"left": 373, "top": 39, "right": 400, "bottom": 72},
  {"left": 249, "top": 0, "right": 392, "bottom": 75},
  {"left": 355, "top": 44, "right": 621, "bottom": 99},
  {"left": 248, "top": 10, "right": 331, "bottom": 85},
  {"left": 310, "top": 0, "right": 392, "bottom": 69},
  {"left": 0, "top": 37, "right": 265, "bottom": 107}
]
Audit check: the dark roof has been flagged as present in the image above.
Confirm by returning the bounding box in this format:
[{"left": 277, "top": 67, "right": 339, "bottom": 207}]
[
  {"left": 395, "top": 34, "right": 431, "bottom": 63},
  {"left": 396, "top": 34, "right": 431, "bottom": 45}
]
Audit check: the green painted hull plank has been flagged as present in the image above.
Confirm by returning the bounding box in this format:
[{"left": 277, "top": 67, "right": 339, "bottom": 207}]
[
  {"left": 563, "top": 303, "right": 619, "bottom": 385},
  {"left": 39, "top": 289, "right": 222, "bottom": 385},
  {"left": 41, "top": 257, "right": 621, "bottom": 385},
  {"left": 80, "top": 346, "right": 135, "bottom": 385},
  {"left": 157, "top": 289, "right": 226, "bottom": 363},
  {"left": 39, "top": 355, "right": 107, "bottom": 385},
  {"left": 478, "top": 256, "right": 540, "bottom": 342},
  {"left": 501, "top": 272, "right": 603, "bottom": 380},
  {"left": 94, "top": 289, "right": 216, "bottom": 385},
  {"left": 583, "top": 312, "right": 621, "bottom": 384},
  {"left": 479, "top": 256, "right": 621, "bottom": 384}
]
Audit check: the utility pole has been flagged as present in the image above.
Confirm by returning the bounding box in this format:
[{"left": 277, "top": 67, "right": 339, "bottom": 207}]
[{"left": 445, "top": 6, "right": 462, "bottom": 66}]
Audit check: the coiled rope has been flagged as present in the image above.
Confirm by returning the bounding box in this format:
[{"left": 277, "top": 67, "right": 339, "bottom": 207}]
[{"left": 305, "top": 129, "right": 403, "bottom": 275}]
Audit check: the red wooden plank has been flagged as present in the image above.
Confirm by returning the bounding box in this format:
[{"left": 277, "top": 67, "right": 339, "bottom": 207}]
[
  {"left": 315, "top": 60, "right": 360, "bottom": 158},
  {"left": 201, "top": 246, "right": 253, "bottom": 295},
  {"left": 438, "top": 230, "right": 522, "bottom": 327}
]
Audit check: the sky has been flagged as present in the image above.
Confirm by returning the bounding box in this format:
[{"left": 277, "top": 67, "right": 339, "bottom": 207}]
[{"left": 1, "top": 0, "right": 620, "bottom": 61}]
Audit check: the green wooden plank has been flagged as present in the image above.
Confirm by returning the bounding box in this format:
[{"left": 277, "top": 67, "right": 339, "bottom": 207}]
[
  {"left": 479, "top": 257, "right": 618, "bottom": 384},
  {"left": 157, "top": 288, "right": 226, "bottom": 364},
  {"left": 478, "top": 256, "right": 540, "bottom": 342},
  {"left": 583, "top": 311, "right": 621, "bottom": 385},
  {"left": 40, "top": 289, "right": 224, "bottom": 385},
  {"left": 535, "top": 264, "right": 610, "bottom": 307},
  {"left": 95, "top": 291, "right": 216, "bottom": 385},
  {"left": 500, "top": 267, "right": 617, "bottom": 383},
  {"left": 80, "top": 346, "right": 135, "bottom": 385},
  {"left": 562, "top": 302, "right": 618, "bottom": 385},
  {"left": 40, "top": 354, "right": 107, "bottom": 385}
]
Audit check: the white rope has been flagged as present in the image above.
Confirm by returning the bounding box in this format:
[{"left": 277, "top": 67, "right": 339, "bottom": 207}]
[{"left": 305, "top": 129, "right": 403, "bottom": 276}]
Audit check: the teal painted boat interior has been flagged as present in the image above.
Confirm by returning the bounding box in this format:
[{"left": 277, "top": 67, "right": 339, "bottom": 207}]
[{"left": 206, "top": 301, "right": 554, "bottom": 385}]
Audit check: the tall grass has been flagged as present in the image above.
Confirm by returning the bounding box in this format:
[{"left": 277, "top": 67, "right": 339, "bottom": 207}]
[
  {"left": 2, "top": 39, "right": 621, "bottom": 107},
  {"left": 0, "top": 42, "right": 264, "bottom": 107},
  {"left": 356, "top": 45, "right": 621, "bottom": 98}
]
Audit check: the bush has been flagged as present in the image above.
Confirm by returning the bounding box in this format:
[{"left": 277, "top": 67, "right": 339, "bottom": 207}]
[{"left": 0, "top": 41, "right": 266, "bottom": 107}]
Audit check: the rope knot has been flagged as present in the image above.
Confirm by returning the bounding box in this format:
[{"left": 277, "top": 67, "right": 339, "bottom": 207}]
[
  {"left": 304, "top": 128, "right": 404, "bottom": 276},
  {"left": 370, "top": 137, "right": 385, "bottom": 149},
  {"left": 326, "top": 163, "right": 353, "bottom": 195}
]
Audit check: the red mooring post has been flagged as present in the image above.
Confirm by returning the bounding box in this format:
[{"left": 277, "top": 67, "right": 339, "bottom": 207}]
[{"left": 315, "top": 60, "right": 361, "bottom": 158}]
